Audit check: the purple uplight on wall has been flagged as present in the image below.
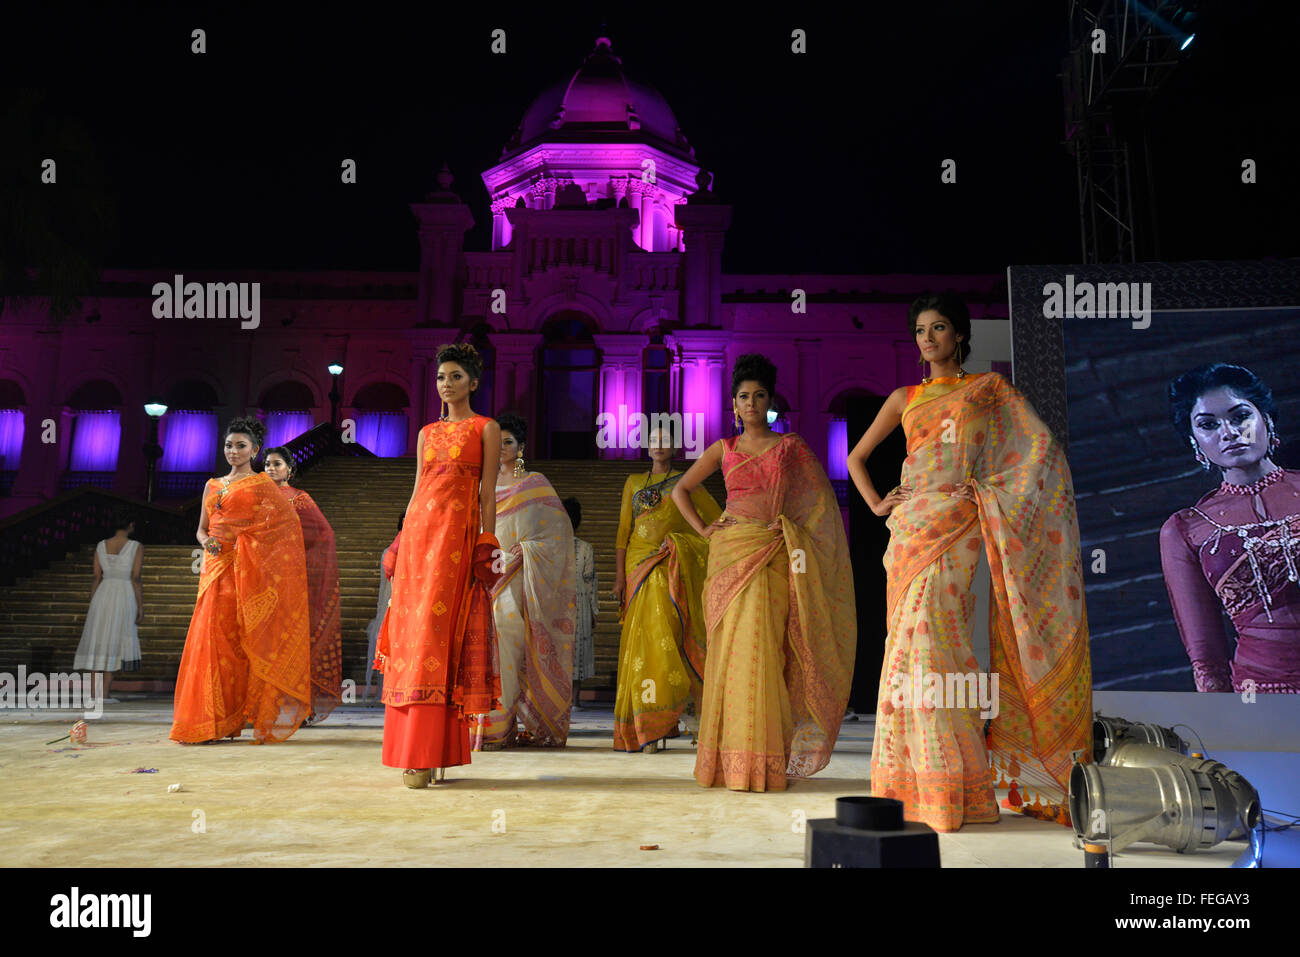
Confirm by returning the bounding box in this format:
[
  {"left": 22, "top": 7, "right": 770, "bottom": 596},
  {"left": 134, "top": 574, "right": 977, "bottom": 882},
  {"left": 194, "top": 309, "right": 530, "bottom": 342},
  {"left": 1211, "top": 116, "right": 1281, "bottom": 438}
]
[
  {"left": 265, "top": 411, "right": 315, "bottom": 449},
  {"left": 160, "top": 410, "right": 218, "bottom": 472},
  {"left": 0, "top": 410, "right": 24, "bottom": 470},
  {"left": 828, "top": 418, "right": 848, "bottom": 481},
  {"left": 355, "top": 412, "right": 408, "bottom": 457},
  {"left": 68, "top": 411, "right": 121, "bottom": 471}
]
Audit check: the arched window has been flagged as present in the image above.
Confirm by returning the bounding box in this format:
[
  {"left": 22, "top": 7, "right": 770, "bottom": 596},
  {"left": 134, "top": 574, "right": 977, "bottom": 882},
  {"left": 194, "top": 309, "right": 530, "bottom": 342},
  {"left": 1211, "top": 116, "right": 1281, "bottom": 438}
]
[
  {"left": 0, "top": 378, "right": 26, "bottom": 494},
  {"left": 352, "top": 381, "right": 411, "bottom": 457},
  {"left": 64, "top": 379, "right": 123, "bottom": 489},
  {"left": 258, "top": 380, "right": 317, "bottom": 448}
]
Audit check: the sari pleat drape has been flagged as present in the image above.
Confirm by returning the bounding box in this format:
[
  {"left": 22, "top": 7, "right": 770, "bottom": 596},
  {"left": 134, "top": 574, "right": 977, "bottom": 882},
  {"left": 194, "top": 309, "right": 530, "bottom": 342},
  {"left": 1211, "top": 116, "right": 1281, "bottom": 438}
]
[
  {"left": 282, "top": 487, "right": 342, "bottom": 723},
  {"left": 170, "top": 472, "right": 312, "bottom": 743},
  {"left": 870, "top": 372, "right": 1092, "bottom": 831},
  {"left": 694, "top": 434, "right": 856, "bottom": 791}
]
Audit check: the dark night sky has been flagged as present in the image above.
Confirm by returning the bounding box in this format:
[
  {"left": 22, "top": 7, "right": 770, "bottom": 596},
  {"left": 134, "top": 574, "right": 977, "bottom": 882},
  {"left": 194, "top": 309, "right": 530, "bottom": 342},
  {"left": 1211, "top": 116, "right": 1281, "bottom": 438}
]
[{"left": 3, "top": 1, "right": 1297, "bottom": 276}]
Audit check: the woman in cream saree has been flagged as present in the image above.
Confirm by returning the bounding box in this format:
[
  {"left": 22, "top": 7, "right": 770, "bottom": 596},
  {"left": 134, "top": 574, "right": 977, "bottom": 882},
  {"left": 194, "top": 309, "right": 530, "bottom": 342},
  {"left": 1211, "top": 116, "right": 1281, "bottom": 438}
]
[
  {"left": 473, "top": 414, "right": 576, "bottom": 749},
  {"left": 851, "top": 297, "right": 1092, "bottom": 831}
]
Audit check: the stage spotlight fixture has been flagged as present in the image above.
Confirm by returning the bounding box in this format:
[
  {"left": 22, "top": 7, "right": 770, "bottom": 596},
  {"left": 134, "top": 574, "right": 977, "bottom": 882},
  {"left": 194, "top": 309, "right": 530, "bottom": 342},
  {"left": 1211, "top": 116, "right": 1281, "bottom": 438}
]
[
  {"left": 1070, "top": 744, "right": 1260, "bottom": 854},
  {"left": 1093, "top": 712, "right": 1187, "bottom": 762}
]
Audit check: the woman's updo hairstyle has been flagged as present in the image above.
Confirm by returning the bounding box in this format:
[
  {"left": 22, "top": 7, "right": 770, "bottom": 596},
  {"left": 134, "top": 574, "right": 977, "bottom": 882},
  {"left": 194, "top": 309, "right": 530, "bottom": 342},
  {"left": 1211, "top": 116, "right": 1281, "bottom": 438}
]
[
  {"left": 731, "top": 353, "right": 777, "bottom": 397},
  {"left": 497, "top": 412, "right": 527, "bottom": 448},
  {"left": 436, "top": 342, "right": 484, "bottom": 383},
  {"left": 263, "top": 445, "right": 295, "bottom": 479},
  {"left": 224, "top": 415, "right": 267, "bottom": 453},
  {"left": 1168, "top": 363, "right": 1277, "bottom": 442},
  {"left": 908, "top": 293, "right": 972, "bottom": 365}
]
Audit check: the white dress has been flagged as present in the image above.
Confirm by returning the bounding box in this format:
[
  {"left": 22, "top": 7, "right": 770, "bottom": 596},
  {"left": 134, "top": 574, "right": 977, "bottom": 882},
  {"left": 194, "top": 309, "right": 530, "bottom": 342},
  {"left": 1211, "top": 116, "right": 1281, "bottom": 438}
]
[
  {"left": 572, "top": 537, "right": 597, "bottom": 681},
  {"left": 73, "top": 540, "right": 142, "bottom": 671}
]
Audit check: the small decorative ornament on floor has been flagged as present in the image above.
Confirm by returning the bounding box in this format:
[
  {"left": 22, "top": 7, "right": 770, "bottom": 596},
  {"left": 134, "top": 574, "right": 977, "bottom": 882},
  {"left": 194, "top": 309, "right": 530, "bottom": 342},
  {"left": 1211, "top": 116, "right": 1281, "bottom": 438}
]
[{"left": 45, "top": 720, "right": 89, "bottom": 746}]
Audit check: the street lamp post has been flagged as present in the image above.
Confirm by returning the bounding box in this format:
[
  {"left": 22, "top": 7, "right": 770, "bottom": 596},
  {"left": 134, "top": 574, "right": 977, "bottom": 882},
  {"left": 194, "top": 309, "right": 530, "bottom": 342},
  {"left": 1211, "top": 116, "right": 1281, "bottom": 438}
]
[
  {"left": 143, "top": 401, "right": 167, "bottom": 503},
  {"left": 327, "top": 363, "right": 343, "bottom": 430}
]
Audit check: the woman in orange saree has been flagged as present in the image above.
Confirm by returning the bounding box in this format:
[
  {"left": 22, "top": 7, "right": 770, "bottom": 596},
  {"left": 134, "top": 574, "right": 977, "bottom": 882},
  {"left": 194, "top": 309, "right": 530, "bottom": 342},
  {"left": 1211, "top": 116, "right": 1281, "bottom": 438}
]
[
  {"left": 170, "top": 417, "right": 312, "bottom": 744},
  {"left": 373, "top": 344, "right": 503, "bottom": 787},
  {"left": 849, "top": 294, "right": 1092, "bottom": 831},
  {"left": 264, "top": 447, "right": 343, "bottom": 724},
  {"left": 672, "top": 354, "right": 857, "bottom": 791},
  {"left": 472, "top": 412, "right": 577, "bottom": 750}
]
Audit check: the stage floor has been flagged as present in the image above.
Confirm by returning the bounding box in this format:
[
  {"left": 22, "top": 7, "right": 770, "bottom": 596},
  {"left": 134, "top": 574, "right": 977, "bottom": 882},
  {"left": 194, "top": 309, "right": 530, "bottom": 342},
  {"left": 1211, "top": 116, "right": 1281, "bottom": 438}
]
[{"left": 1, "top": 699, "right": 1245, "bottom": 868}]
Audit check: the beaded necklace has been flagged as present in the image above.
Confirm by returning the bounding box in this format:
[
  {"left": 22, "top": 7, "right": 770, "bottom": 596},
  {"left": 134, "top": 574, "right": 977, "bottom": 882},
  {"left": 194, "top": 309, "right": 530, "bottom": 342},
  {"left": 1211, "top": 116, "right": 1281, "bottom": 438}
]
[
  {"left": 1219, "top": 465, "right": 1284, "bottom": 497},
  {"left": 1189, "top": 486, "right": 1300, "bottom": 621}
]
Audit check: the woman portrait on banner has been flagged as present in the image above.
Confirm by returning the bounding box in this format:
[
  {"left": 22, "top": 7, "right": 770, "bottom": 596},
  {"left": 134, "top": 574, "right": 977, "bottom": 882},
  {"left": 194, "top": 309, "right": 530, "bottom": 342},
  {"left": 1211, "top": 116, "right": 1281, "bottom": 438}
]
[
  {"left": 671, "top": 354, "right": 856, "bottom": 791},
  {"left": 373, "top": 343, "right": 504, "bottom": 787},
  {"left": 848, "top": 293, "right": 1092, "bottom": 831},
  {"left": 170, "top": 417, "right": 313, "bottom": 744},
  {"left": 1160, "top": 363, "right": 1300, "bottom": 694},
  {"left": 264, "top": 446, "right": 343, "bottom": 724},
  {"left": 612, "top": 425, "right": 722, "bottom": 753},
  {"left": 474, "top": 413, "right": 576, "bottom": 750}
]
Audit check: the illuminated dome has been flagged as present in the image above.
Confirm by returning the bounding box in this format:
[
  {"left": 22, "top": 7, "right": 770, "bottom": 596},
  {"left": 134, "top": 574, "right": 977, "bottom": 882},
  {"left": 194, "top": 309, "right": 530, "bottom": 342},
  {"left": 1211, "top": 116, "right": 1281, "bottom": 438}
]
[{"left": 503, "top": 37, "right": 694, "bottom": 159}]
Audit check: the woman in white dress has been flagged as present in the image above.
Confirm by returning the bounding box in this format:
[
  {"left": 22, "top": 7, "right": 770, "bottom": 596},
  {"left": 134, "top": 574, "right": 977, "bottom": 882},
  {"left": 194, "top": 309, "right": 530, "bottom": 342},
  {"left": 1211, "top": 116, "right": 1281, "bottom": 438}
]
[
  {"left": 73, "top": 515, "right": 143, "bottom": 703},
  {"left": 563, "top": 497, "right": 598, "bottom": 709}
]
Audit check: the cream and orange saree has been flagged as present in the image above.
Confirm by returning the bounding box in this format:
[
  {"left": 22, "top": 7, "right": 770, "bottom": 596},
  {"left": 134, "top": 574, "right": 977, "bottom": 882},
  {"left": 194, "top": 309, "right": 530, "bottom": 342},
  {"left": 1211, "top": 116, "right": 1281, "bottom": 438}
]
[
  {"left": 695, "top": 433, "right": 856, "bottom": 791},
  {"left": 870, "top": 372, "right": 1092, "bottom": 831},
  {"left": 473, "top": 471, "right": 576, "bottom": 748}
]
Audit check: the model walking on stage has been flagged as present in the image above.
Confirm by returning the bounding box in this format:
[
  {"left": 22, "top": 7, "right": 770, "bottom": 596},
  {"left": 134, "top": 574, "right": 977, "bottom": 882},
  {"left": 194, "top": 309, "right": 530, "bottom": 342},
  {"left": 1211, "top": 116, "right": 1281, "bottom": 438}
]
[
  {"left": 373, "top": 344, "right": 503, "bottom": 787},
  {"left": 473, "top": 413, "right": 576, "bottom": 750},
  {"left": 73, "top": 514, "right": 143, "bottom": 703},
  {"left": 672, "top": 354, "right": 856, "bottom": 791},
  {"left": 848, "top": 294, "right": 1092, "bottom": 831},
  {"left": 1160, "top": 363, "right": 1300, "bottom": 693},
  {"left": 170, "top": 417, "right": 312, "bottom": 744},
  {"left": 264, "top": 446, "right": 343, "bottom": 724},
  {"left": 613, "top": 426, "right": 721, "bottom": 752}
]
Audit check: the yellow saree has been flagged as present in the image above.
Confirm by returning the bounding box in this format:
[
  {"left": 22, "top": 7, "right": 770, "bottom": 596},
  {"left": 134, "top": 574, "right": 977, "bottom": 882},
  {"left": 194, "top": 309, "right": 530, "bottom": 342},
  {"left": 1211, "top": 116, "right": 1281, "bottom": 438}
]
[
  {"left": 613, "top": 470, "right": 721, "bottom": 751},
  {"left": 695, "top": 433, "right": 857, "bottom": 791},
  {"left": 870, "top": 372, "right": 1092, "bottom": 830}
]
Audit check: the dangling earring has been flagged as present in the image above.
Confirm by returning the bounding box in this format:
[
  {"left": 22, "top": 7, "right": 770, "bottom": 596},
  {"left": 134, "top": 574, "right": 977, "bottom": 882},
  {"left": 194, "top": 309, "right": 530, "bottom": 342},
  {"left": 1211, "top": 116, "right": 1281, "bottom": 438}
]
[
  {"left": 514, "top": 452, "right": 525, "bottom": 477},
  {"left": 1190, "top": 436, "right": 1212, "bottom": 471},
  {"left": 1268, "top": 416, "right": 1281, "bottom": 452},
  {"left": 955, "top": 339, "right": 966, "bottom": 379},
  {"left": 734, "top": 409, "right": 742, "bottom": 431},
  {"left": 440, "top": 399, "right": 448, "bottom": 421}
]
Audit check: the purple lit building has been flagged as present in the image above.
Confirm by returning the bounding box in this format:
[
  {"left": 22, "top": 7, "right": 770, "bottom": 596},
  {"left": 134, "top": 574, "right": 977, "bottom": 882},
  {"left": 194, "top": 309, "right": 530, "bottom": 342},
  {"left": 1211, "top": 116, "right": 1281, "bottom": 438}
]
[{"left": 0, "top": 38, "right": 1010, "bottom": 520}]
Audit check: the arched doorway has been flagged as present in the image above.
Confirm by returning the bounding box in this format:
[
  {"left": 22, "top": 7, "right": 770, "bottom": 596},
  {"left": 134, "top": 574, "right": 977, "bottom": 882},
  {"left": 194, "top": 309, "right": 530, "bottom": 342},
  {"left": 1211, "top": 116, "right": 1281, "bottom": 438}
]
[
  {"left": 0, "top": 378, "right": 27, "bottom": 496},
  {"left": 159, "top": 378, "right": 222, "bottom": 495},
  {"left": 352, "top": 381, "right": 411, "bottom": 456},
  {"left": 258, "top": 379, "right": 317, "bottom": 448},
  {"left": 64, "top": 379, "right": 123, "bottom": 490},
  {"left": 537, "top": 313, "right": 600, "bottom": 458}
]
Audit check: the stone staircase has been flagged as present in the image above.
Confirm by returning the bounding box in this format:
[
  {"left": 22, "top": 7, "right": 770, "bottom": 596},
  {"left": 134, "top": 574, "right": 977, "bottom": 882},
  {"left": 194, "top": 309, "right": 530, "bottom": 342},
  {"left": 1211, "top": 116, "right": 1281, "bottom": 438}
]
[{"left": 0, "top": 457, "right": 727, "bottom": 696}]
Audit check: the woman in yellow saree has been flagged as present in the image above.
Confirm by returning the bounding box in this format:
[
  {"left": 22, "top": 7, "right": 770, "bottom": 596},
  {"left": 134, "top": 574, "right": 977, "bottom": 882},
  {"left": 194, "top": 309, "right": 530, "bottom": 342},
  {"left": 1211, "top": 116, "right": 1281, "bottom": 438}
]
[
  {"left": 673, "top": 354, "right": 857, "bottom": 791},
  {"left": 613, "top": 427, "right": 722, "bottom": 752},
  {"left": 473, "top": 413, "right": 576, "bottom": 749},
  {"left": 849, "top": 294, "right": 1092, "bottom": 831}
]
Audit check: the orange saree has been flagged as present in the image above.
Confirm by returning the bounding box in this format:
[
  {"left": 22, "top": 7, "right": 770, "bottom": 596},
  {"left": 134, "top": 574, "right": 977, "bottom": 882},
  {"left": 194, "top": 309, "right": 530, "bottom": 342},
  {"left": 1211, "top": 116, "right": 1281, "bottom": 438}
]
[
  {"left": 695, "top": 433, "right": 857, "bottom": 791},
  {"left": 374, "top": 416, "right": 502, "bottom": 770},
  {"left": 870, "top": 373, "right": 1092, "bottom": 831},
  {"left": 281, "top": 486, "right": 342, "bottom": 723},
  {"left": 170, "top": 472, "right": 312, "bottom": 743}
]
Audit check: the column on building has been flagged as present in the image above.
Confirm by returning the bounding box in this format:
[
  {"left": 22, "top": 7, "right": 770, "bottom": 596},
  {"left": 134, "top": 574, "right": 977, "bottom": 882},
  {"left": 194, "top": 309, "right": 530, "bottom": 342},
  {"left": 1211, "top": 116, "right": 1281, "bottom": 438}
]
[
  {"left": 672, "top": 333, "right": 731, "bottom": 452},
  {"left": 593, "top": 334, "right": 648, "bottom": 460},
  {"left": 490, "top": 333, "right": 544, "bottom": 427},
  {"left": 410, "top": 165, "right": 475, "bottom": 328}
]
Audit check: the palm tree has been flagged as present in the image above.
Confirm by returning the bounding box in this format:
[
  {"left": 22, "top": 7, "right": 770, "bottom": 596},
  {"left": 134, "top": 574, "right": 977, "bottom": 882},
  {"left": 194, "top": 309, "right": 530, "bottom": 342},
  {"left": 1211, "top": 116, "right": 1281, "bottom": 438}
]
[{"left": 0, "top": 88, "right": 118, "bottom": 323}]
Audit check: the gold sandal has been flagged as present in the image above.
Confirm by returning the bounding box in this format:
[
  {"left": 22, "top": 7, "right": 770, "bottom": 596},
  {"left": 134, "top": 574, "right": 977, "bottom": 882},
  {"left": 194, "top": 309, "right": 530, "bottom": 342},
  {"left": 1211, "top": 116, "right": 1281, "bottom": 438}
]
[{"left": 403, "top": 768, "right": 432, "bottom": 788}]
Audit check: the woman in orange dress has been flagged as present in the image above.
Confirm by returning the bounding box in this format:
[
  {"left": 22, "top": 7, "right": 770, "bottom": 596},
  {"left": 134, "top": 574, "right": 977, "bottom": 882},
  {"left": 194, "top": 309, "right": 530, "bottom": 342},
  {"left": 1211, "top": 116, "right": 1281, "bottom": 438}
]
[
  {"left": 373, "top": 343, "right": 504, "bottom": 787},
  {"left": 264, "top": 446, "right": 343, "bottom": 724},
  {"left": 672, "top": 354, "right": 857, "bottom": 791},
  {"left": 170, "top": 417, "right": 313, "bottom": 744},
  {"left": 848, "top": 294, "right": 1092, "bottom": 831}
]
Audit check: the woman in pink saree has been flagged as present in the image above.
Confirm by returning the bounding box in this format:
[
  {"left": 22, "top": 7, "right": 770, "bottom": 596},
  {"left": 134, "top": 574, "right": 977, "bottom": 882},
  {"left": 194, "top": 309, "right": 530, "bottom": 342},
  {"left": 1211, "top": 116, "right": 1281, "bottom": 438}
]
[
  {"left": 672, "top": 354, "right": 856, "bottom": 791},
  {"left": 264, "top": 446, "right": 343, "bottom": 724},
  {"left": 849, "top": 295, "right": 1092, "bottom": 831},
  {"left": 473, "top": 413, "right": 576, "bottom": 749}
]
